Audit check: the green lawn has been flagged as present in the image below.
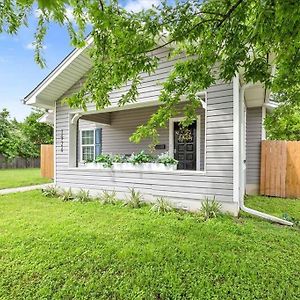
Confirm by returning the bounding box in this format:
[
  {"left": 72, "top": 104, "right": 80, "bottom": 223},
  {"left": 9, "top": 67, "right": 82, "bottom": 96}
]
[
  {"left": 0, "top": 191, "right": 299, "bottom": 299},
  {"left": 245, "top": 195, "right": 300, "bottom": 220},
  {"left": 0, "top": 168, "right": 52, "bottom": 189}
]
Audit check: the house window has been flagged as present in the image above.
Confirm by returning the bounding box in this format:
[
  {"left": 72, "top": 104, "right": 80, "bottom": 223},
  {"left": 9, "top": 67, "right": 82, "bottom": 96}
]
[
  {"left": 81, "top": 130, "right": 95, "bottom": 161},
  {"left": 80, "top": 128, "right": 103, "bottom": 162}
]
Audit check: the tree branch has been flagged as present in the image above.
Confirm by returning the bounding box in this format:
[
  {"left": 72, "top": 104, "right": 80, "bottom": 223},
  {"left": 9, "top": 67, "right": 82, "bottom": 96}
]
[
  {"left": 99, "top": 0, "right": 104, "bottom": 11},
  {"left": 216, "top": 0, "right": 244, "bottom": 29},
  {"left": 147, "top": 0, "right": 245, "bottom": 54},
  {"left": 146, "top": 18, "right": 220, "bottom": 54}
]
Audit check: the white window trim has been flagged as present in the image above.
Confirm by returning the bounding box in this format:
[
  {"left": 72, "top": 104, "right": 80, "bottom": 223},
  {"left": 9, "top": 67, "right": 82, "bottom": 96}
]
[
  {"left": 80, "top": 128, "right": 96, "bottom": 162},
  {"left": 169, "top": 115, "right": 202, "bottom": 171}
]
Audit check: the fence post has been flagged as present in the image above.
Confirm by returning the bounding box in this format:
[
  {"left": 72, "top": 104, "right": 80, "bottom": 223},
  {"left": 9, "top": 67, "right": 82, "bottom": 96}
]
[{"left": 40, "top": 144, "right": 54, "bottom": 179}]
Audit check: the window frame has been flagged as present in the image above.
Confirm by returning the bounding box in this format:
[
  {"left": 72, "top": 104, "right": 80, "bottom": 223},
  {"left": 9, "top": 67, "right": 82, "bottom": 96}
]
[{"left": 80, "top": 129, "right": 96, "bottom": 162}]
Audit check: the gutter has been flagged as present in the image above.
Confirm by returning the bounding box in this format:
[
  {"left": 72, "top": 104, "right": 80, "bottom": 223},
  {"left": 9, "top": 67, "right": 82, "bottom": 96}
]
[
  {"left": 239, "top": 84, "right": 293, "bottom": 226},
  {"left": 263, "top": 101, "right": 278, "bottom": 111}
]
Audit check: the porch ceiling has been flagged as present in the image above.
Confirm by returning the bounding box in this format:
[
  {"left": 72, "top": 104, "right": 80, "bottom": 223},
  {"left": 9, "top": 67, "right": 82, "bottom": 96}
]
[{"left": 80, "top": 112, "right": 111, "bottom": 125}]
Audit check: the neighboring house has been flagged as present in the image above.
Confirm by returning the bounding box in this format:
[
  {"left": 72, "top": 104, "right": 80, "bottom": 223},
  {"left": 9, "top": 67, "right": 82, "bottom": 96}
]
[{"left": 24, "top": 38, "right": 273, "bottom": 215}]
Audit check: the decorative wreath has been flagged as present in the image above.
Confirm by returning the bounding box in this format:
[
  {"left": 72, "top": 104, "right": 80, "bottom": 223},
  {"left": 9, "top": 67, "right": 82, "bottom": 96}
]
[{"left": 175, "top": 126, "right": 193, "bottom": 143}]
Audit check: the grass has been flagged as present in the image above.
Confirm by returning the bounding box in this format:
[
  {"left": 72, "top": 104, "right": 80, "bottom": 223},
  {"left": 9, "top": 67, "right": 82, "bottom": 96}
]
[
  {"left": 0, "top": 168, "right": 52, "bottom": 189},
  {"left": 0, "top": 191, "right": 299, "bottom": 299},
  {"left": 245, "top": 195, "right": 300, "bottom": 220}
]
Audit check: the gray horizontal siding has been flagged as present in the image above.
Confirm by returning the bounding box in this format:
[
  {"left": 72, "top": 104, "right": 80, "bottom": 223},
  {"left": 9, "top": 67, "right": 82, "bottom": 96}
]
[
  {"left": 246, "top": 107, "right": 262, "bottom": 184},
  {"left": 55, "top": 47, "right": 235, "bottom": 208}
]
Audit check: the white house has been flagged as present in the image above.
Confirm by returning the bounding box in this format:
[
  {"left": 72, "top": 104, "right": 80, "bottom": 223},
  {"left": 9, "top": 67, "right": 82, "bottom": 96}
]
[{"left": 24, "top": 38, "right": 278, "bottom": 218}]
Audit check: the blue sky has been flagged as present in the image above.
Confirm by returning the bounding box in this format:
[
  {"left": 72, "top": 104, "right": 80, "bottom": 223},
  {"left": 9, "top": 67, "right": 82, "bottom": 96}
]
[
  {"left": 0, "top": 19, "right": 74, "bottom": 121},
  {"left": 0, "top": 0, "right": 160, "bottom": 121}
]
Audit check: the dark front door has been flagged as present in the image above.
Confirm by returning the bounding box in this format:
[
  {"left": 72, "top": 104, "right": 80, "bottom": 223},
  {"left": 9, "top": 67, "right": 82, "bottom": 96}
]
[{"left": 174, "top": 121, "right": 197, "bottom": 170}]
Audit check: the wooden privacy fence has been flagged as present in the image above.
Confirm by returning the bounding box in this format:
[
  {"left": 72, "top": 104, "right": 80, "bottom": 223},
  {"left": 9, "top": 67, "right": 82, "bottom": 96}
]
[
  {"left": 260, "top": 141, "right": 300, "bottom": 198},
  {"left": 41, "top": 144, "right": 54, "bottom": 179},
  {"left": 0, "top": 154, "right": 39, "bottom": 169}
]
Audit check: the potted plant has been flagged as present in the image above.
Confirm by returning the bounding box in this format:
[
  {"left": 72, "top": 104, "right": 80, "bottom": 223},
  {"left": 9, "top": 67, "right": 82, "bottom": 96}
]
[
  {"left": 112, "top": 154, "right": 128, "bottom": 170},
  {"left": 155, "top": 152, "right": 178, "bottom": 171},
  {"left": 128, "top": 150, "right": 154, "bottom": 170},
  {"left": 94, "top": 154, "right": 113, "bottom": 169}
]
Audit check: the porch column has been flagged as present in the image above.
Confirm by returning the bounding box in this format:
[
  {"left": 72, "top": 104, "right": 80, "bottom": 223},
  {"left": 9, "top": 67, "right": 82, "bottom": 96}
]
[{"left": 69, "top": 113, "right": 81, "bottom": 167}]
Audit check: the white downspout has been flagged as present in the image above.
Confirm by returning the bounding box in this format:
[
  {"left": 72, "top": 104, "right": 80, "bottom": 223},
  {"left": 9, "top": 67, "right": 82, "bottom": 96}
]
[{"left": 239, "top": 84, "right": 293, "bottom": 226}]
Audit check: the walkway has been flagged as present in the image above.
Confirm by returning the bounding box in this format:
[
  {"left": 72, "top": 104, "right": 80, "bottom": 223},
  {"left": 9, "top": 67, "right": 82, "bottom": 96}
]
[{"left": 0, "top": 183, "right": 53, "bottom": 195}]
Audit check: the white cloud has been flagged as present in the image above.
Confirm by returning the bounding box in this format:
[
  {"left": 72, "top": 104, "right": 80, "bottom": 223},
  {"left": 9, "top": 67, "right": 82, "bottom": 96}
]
[
  {"left": 125, "top": 0, "right": 160, "bottom": 12},
  {"left": 25, "top": 42, "right": 47, "bottom": 50}
]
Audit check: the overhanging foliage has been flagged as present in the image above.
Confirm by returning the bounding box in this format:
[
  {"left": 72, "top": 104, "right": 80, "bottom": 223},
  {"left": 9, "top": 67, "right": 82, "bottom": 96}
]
[{"left": 2, "top": 0, "right": 300, "bottom": 143}]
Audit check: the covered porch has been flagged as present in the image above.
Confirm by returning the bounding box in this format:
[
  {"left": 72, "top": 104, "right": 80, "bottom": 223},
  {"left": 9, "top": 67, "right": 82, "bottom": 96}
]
[
  {"left": 58, "top": 102, "right": 237, "bottom": 212},
  {"left": 53, "top": 81, "right": 237, "bottom": 214},
  {"left": 69, "top": 104, "right": 206, "bottom": 173}
]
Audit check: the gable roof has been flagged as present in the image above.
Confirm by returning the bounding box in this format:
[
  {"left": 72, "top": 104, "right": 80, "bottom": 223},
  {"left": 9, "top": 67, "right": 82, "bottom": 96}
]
[
  {"left": 24, "top": 35, "right": 269, "bottom": 110},
  {"left": 23, "top": 36, "right": 93, "bottom": 109},
  {"left": 24, "top": 35, "right": 174, "bottom": 109}
]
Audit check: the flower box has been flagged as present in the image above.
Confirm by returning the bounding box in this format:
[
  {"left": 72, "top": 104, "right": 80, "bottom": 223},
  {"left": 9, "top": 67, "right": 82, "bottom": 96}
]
[
  {"left": 113, "top": 163, "right": 133, "bottom": 171},
  {"left": 150, "top": 163, "right": 177, "bottom": 171},
  {"left": 84, "top": 162, "right": 111, "bottom": 169},
  {"left": 112, "top": 162, "right": 177, "bottom": 172},
  {"left": 81, "top": 151, "right": 178, "bottom": 171}
]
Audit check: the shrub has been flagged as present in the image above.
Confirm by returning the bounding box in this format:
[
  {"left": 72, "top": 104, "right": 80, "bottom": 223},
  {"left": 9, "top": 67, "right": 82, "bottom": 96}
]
[
  {"left": 60, "top": 188, "right": 74, "bottom": 202},
  {"left": 42, "top": 186, "right": 59, "bottom": 198},
  {"left": 112, "top": 154, "right": 128, "bottom": 163},
  {"left": 95, "top": 154, "right": 113, "bottom": 168},
  {"left": 128, "top": 150, "right": 154, "bottom": 164},
  {"left": 75, "top": 189, "right": 92, "bottom": 202},
  {"left": 100, "top": 190, "right": 118, "bottom": 205},
  {"left": 157, "top": 152, "right": 178, "bottom": 166},
  {"left": 124, "top": 188, "right": 143, "bottom": 208},
  {"left": 150, "top": 197, "right": 174, "bottom": 214},
  {"left": 199, "top": 197, "right": 221, "bottom": 220}
]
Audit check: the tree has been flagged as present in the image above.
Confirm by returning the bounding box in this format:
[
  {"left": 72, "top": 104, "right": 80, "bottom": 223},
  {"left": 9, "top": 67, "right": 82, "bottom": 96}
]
[
  {"left": 2, "top": 0, "right": 300, "bottom": 143},
  {"left": 0, "top": 109, "right": 19, "bottom": 159},
  {"left": 0, "top": 109, "right": 53, "bottom": 160},
  {"left": 21, "top": 110, "right": 53, "bottom": 148},
  {"left": 264, "top": 93, "right": 300, "bottom": 141}
]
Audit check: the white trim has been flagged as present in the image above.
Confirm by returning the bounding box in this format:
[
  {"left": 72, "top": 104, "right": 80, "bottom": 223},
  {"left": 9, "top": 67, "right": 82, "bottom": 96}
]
[
  {"left": 79, "top": 128, "right": 96, "bottom": 162},
  {"left": 53, "top": 102, "right": 57, "bottom": 185},
  {"left": 240, "top": 94, "right": 246, "bottom": 200},
  {"left": 203, "top": 92, "right": 207, "bottom": 173},
  {"left": 71, "top": 113, "right": 82, "bottom": 124},
  {"left": 169, "top": 116, "right": 202, "bottom": 171},
  {"left": 25, "top": 36, "right": 93, "bottom": 105},
  {"left": 233, "top": 75, "right": 240, "bottom": 203},
  {"left": 261, "top": 105, "right": 266, "bottom": 140},
  {"left": 68, "top": 114, "right": 77, "bottom": 167},
  {"left": 196, "top": 115, "right": 201, "bottom": 171},
  {"left": 70, "top": 167, "right": 206, "bottom": 176},
  {"left": 263, "top": 100, "right": 278, "bottom": 110},
  {"left": 38, "top": 111, "right": 54, "bottom": 125},
  {"left": 61, "top": 92, "right": 207, "bottom": 119}
]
